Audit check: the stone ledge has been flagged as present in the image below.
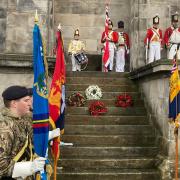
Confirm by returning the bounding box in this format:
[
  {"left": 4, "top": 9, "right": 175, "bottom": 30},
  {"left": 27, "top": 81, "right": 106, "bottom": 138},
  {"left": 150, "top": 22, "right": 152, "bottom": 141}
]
[
  {"left": 129, "top": 59, "right": 180, "bottom": 80},
  {"left": 0, "top": 53, "right": 102, "bottom": 71},
  {"left": 0, "top": 53, "right": 55, "bottom": 68}
]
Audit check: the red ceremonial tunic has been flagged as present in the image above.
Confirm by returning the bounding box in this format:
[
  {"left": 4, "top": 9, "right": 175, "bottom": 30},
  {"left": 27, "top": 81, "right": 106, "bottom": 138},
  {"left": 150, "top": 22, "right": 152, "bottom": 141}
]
[
  {"left": 164, "top": 26, "right": 180, "bottom": 47},
  {"left": 144, "top": 27, "right": 163, "bottom": 46},
  {"left": 101, "top": 30, "right": 118, "bottom": 44}
]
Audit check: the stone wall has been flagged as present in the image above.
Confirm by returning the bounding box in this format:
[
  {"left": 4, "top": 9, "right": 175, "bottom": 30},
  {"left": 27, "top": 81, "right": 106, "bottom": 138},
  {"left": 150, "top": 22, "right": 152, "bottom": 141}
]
[
  {"left": 130, "top": 60, "right": 180, "bottom": 179},
  {"left": 0, "top": 54, "right": 55, "bottom": 108},
  {"left": 0, "top": 0, "right": 52, "bottom": 54},
  {"left": 130, "top": 0, "right": 180, "bottom": 70},
  {"left": 138, "top": 75, "right": 175, "bottom": 179},
  {"left": 1, "top": 0, "right": 180, "bottom": 69},
  {"left": 0, "top": 73, "right": 33, "bottom": 109},
  {"left": 54, "top": 0, "right": 131, "bottom": 53},
  {"left": 1, "top": 0, "right": 132, "bottom": 55}
]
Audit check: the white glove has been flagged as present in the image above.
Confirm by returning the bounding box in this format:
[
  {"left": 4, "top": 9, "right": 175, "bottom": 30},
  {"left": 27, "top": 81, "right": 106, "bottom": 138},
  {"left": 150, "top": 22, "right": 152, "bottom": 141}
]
[
  {"left": 48, "top": 128, "right": 60, "bottom": 140},
  {"left": 12, "top": 157, "right": 46, "bottom": 179},
  {"left": 60, "top": 141, "right": 73, "bottom": 146},
  {"left": 126, "top": 49, "right": 130, "bottom": 54}
]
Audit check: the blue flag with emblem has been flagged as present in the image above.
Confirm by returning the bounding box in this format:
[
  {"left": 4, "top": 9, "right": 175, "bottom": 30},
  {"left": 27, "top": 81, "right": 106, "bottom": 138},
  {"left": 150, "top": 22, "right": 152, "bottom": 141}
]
[{"left": 33, "top": 15, "right": 49, "bottom": 179}]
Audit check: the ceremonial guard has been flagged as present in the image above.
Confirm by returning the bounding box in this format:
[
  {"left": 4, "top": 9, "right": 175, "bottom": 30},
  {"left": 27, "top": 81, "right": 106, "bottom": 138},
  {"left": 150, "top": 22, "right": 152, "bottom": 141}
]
[
  {"left": 115, "top": 21, "right": 130, "bottom": 72},
  {"left": 164, "top": 12, "right": 180, "bottom": 59},
  {"left": 0, "top": 86, "right": 59, "bottom": 179},
  {"left": 144, "top": 15, "right": 163, "bottom": 63},
  {"left": 68, "top": 29, "right": 85, "bottom": 71},
  {"left": 101, "top": 20, "right": 118, "bottom": 71}
]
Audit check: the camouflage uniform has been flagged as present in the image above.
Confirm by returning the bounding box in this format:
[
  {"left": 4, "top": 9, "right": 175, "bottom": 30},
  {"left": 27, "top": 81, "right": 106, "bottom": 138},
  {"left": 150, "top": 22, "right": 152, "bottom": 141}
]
[{"left": 0, "top": 107, "right": 33, "bottom": 179}]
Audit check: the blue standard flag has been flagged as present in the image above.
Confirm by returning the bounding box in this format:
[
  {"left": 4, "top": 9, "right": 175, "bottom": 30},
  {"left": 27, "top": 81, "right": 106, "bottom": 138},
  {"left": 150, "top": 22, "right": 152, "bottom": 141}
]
[
  {"left": 33, "top": 20, "right": 49, "bottom": 160},
  {"left": 169, "top": 58, "right": 180, "bottom": 121}
]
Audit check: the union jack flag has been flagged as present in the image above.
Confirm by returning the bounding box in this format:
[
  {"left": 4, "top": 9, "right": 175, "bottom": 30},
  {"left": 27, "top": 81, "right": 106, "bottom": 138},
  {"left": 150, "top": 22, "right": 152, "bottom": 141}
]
[{"left": 103, "top": 4, "right": 110, "bottom": 72}]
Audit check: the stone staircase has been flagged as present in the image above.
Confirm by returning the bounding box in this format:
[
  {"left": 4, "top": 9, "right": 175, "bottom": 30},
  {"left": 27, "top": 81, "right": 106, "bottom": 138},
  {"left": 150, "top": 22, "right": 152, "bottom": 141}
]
[{"left": 58, "top": 71, "right": 160, "bottom": 180}]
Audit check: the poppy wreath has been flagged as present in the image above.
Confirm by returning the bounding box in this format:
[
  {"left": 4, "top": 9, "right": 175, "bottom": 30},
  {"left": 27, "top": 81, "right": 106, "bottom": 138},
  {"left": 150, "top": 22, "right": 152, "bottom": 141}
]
[
  {"left": 115, "top": 94, "right": 133, "bottom": 108},
  {"left": 67, "top": 92, "right": 86, "bottom": 107},
  {"left": 85, "top": 85, "right": 102, "bottom": 100},
  {"left": 89, "top": 101, "right": 108, "bottom": 116}
]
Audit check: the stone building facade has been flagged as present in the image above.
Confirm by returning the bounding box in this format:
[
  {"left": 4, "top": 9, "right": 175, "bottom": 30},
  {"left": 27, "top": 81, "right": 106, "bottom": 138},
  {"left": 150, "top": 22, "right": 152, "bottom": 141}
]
[
  {"left": 1, "top": 0, "right": 180, "bottom": 68},
  {"left": 1, "top": 1, "right": 180, "bottom": 179}
]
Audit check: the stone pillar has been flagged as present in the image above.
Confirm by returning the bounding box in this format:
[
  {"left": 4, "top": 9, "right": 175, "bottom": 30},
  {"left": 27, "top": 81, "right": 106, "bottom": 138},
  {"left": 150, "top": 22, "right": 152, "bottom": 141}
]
[{"left": 0, "top": 0, "right": 7, "bottom": 52}]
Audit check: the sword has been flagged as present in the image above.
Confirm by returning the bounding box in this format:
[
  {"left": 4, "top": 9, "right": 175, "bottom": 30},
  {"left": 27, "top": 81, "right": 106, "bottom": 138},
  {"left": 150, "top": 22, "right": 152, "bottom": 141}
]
[{"left": 145, "top": 38, "right": 149, "bottom": 64}]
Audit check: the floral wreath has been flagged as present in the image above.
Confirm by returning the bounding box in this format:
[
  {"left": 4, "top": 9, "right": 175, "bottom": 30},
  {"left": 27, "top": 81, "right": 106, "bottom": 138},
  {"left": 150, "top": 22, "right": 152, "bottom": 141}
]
[
  {"left": 89, "top": 101, "right": 107, "bottom": 116},
  {"left": 85, "top": 85, "right": 102, "bottom": 100},
  {"left": 115, "top": 94, "right": 133, "bottom": 108},
  {"left": 67, "top": 92, "right": 86, "bottom": 107}
]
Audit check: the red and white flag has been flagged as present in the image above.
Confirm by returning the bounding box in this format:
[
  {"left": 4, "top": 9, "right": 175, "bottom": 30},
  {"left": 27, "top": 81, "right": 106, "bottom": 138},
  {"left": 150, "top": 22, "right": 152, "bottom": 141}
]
[{"left": 103, "top": 4, "right": 110, "bottom": 72}]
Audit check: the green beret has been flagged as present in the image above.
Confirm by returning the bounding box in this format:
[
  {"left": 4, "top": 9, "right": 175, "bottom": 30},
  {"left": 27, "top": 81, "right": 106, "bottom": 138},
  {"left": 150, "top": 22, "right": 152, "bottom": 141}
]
[{"left": 2, "top": 86, "right": 29, "bottom": 100}]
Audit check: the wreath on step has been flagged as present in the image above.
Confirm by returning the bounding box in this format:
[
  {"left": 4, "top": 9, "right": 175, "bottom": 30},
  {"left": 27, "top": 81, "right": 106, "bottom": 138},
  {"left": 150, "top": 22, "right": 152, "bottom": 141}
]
[
  {"left": 115, "top": 94, "right": 133, "bottom": 108},
  {"left": 67, "top": 92, "right": 86, "bottom": 107},
  {"left": 85, "top": 85, "right": 102, "bottom": 100},
  {"left": 89, "top": 101, "right": 108, "bottom": 116}
]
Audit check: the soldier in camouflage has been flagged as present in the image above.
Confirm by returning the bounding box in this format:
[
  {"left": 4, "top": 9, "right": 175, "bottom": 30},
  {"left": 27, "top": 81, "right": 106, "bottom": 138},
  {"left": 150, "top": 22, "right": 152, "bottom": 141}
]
[{"left": 0, "top": 86, "right": 47, "bottom": 180}]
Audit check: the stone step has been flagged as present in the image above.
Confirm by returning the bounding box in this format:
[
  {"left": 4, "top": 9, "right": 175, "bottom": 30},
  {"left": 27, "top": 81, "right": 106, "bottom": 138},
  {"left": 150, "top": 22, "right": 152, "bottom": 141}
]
[
  {"left": 66, "top": 71, "right": 129, "bottom": 78},
  {"left": 69, "top": 54, "right": 101, "bottom": 71},
  {"left": 65, "top": 115, "right": 148, "bottom": 125},
  {"left": 66, "top": 84, "right": 138, "bottom": 92},
  {"left": 60, "top": 147, "right": 158, "bottom": 158},
  {"left": 57, "top": 169, "right": 160, "bottom": 180},
  {"left": 58, "top": 158, "right": 157, "bottom": 170},
  {"left": 66, "top": 99, "right": 144, "bottom": 107},
  {"left": 64, "top": 125, "right": 154, "bottom": 135},
  {"left": 66, "top": 77, "right": 134, "bottom": 85},
  {"left": 66, "top": 107, "right": 146, "bottom": 116},
  {"left": 61, "top": 135, "right": 156, "bottom": 147},
  {"left": 84, "top": 65, "right": 101, "bottom": 71},
  {"left": 61, "top": 71, "right": 160, "bottom": 180},
  {"left": 66, "top": 91, "right": 141, "bottom": 99}
]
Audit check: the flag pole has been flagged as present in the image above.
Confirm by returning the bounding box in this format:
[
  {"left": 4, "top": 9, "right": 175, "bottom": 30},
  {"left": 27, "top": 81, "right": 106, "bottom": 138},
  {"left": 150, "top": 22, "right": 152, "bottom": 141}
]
[
  {"left": 174, "top": 45, "right": 179, "bottom": 180},
  {"left": 34, "top": 10, "right": 41, "bottom": 180},
  {"left": 54, "top": 24, "right": 62, "bottom": 180},
  {"left": 175, "top": 126, "right": 178, "bottom": 180},
  {"left": 49, "top": 23, "right": 65, "bottom": 180}
]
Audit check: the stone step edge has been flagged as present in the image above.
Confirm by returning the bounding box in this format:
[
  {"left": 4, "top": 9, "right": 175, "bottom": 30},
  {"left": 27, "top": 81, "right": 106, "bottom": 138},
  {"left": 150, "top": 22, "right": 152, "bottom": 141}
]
[
  {"left": 64, "top": 125, "right": 152, "bottom": 127},
  {"left": 59, "top": 157, "right": 157, "bottom": 160},
  {"left": 65, "top": 115, "right": 146, "bottom": 117},
  {"left": 66, "top": 91, "right": 139, "bottom": 93},
  {"left": 66, "top": 84, "right": 137, "bottom": 87},
  {"left": 62, "top": 135, "right": 155, "bottom": 137},
  {"left": 57, "top": 170, "right": 159, "bottom": 174},
  {"left": 60, "top": 146, "right": 158, "bottom": 149}
]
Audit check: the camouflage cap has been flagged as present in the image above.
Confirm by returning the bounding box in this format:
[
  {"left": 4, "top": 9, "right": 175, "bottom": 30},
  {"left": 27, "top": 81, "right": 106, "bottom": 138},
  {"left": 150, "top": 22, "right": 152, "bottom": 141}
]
[{"left": 2, "top": 86, "right": 29, "bottom": 100}]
